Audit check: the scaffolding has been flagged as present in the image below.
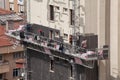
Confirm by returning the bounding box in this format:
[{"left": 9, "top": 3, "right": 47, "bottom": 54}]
[{"left": 5, "top": 0, "right": 109, "bottom": 80}]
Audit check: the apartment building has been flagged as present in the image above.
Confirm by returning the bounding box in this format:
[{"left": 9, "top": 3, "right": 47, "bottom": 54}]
[
  {"left": 26, "top": 0, "right": 120, "bottom": 80},
  {"left": 0, "top": 0, "right": 25, "bottom": 13},
  {"left": 0, "top": 8, "right": 24, "bottom": 80},
  {"left": 9, "top": 0, "right": 24, "bottom": 13}
]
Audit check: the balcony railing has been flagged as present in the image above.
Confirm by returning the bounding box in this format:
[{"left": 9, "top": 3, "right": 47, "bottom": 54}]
[{"left": 5, "top": 29, "right": 109, "bottom": 68}]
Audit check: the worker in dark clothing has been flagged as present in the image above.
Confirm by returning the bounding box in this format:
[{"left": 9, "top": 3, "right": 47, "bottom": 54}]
[
  {"left": 59, "top": 43, "right": 64, "bottom": 52},
  {"left": 19, "top": 30, "right": 25, "bottom": 44},
  {"left": 20, "top": 30, "right": 25, "bottom": 39}
]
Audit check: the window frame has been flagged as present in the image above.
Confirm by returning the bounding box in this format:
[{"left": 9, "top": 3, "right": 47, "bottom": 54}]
[
  {"left": 13, "top": 52, "right": 24, "bottom": 59},
  {"left": 9, "top": 2, "right": 14, "bottom": 11},
  {"left": 70, "top": 9, "right": 74, "bottom": 25},
  {"left": 18, "top": 4, "right": 24, "bottom": 13},
  {"left": 49, "top": 5, "right": 54, "bottom": 21},
  {"left": 13, "top": 68, "right": 20, "bottom": 77}
]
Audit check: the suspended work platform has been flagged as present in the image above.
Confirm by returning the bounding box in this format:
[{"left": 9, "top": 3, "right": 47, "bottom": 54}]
[{"left": 5, "top": 26, "right": 109, "bottom": 69}]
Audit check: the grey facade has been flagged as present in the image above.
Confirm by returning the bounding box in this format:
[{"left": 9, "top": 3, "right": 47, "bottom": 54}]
[{"left": 26, "top": 48, "right": 98, "bottom": 80}]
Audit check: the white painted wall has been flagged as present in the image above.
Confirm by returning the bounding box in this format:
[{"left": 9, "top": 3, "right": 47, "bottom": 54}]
[
  {"left": 27, "top": 0, "right": 85, "bottom": 42},
  {"left": 110, "top": 0, "right": 119, "bottom": 79},
  {"left": 26, "top": 0, "right": 120, "bottom": 80}
]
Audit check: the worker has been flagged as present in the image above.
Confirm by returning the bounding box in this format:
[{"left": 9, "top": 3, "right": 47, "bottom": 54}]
[
  {"left": 80, "top": 39, "right": 87, "bottom": 53},
  {"left": 59, "top": 43, "right": 64, "bottom": 52},
  {"left": 20, "top": 30, "right": 25, "bottom": 39},
  {"left": 81, "top": 39, "right": 87, "bottom": 48}
]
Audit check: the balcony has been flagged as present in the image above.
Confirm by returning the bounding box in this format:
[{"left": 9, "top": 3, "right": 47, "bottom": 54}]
[{"left": 0, "top": 61, "right": 9, "bottom": 74}]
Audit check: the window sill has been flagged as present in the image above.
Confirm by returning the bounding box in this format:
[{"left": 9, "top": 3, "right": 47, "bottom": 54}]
[
  {"left": 48, "top": 20, "right": 55, "bottom": 23},
  {"left": 69, "top": 25, "right": 74, "bottom": 28}
]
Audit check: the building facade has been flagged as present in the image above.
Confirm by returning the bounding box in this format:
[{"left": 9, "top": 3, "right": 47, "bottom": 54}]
[
  {"left": 0, "top": 0, "right": 25, "bottom": 13},
  {"left": 27, "top": 0, "right": 85, "bottom": 43},
  {"left": 0, "top": 44, "right": 24, "bottom": 80},
  {"left": 26, "top": 0, "right": 109, "bottom": 80},
  {"left": 110, "top": 0, "right": 120, "bottom": 79},
  {"left": 0, "top": 9, "right": 24, "bottom": 80},
  {"left": 9, "top": 0, "right": 24, "bottom": 13},
  {"left": 26, "top": 0, "right": 120, "bottom": 80}
]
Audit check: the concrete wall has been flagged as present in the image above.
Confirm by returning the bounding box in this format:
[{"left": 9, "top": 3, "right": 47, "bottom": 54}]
[
  {"left": 85, "top": 0, "right": 110, "bottom": 79},
  {"left": 110, "top": 0, "right": 120, "bottom": 80},
  {"left": 119, "top": 0, "right": 120, "bottom": 79},
  {"left": 85, "top": 0, "right": 97, "bottom": 34},
  {"left": 8, "top": 0, "right": 24, "bottom": 13},
  {"left": 27, "top": 0, "right": 120, "bottom": 80}
]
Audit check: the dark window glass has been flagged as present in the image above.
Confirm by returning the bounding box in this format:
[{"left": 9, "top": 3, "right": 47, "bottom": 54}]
[
  {"left": 0, "top": 74, "right": 3, "bottom": 79},
  {"left": 13, "top": 68, "right": 20, "bottom": 77},
  {"left": 49, "top": 5, "right": 54, "bottom": 20},
  {"left": 70, "top": 9, "right": 74, "bottom": 25},
  {"left": 70, "top": 65, "right": 73, "bottom": 77},
  {"left": 0, "top": 54, "right": 2, "bottom": 61}
]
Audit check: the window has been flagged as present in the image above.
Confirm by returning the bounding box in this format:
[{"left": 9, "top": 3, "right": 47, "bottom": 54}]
[
  {"left": 13, "top": 68, "right": 20, "bottom": 77},
  {"left": 49, "top": 30, "right": 54, "bottom": 39},
  {"left": 49, "top": 5, "right": 54, "bottom": 20},
  {"left": 18, "top": 5, "right": 24, "bottom": 13},
  {"left": 9, "top": 3, "right": 14, "bottom": 11},
  {"left": 63, "top": 8, "right": 68, "bottom": 12},
  {"left": 70, "top": 65, "right": 73, "bottom": 77},
  {"left": 13, "top": 52, "right": 24, "bottom": 59},
  {"left": 50, "top": 60, "right": 54, "bottom": 72},
  {"left": 70, "top": 9, "right": 74, "bottom": 25},
  {"left": 0, "top": 54, "right": 2, "bottom": 61},
  {"left": 63, "top": 33, "right": 68, "bottom": 40},
  {"left": 55, "top": 31, "right": 59, "bottom": 38},
  {"left": 55, "top": 6, "right": 59, "bottom": 10}
]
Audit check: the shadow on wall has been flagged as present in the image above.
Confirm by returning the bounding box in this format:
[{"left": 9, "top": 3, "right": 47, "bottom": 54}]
[{"left": 110, "top": 75, "right": 120, "bottom": 80}]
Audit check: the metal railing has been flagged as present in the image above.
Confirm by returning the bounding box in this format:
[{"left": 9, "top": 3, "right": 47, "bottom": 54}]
[{"left": 5, "top": 30, "right": 109, "bottom": 61}]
